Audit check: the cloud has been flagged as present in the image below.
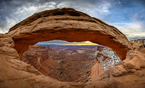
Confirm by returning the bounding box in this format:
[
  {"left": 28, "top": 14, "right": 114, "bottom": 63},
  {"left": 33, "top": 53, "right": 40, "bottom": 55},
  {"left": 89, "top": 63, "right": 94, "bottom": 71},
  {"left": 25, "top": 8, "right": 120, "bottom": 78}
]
[
  {"left": 37, "top": 40, "right": 77, "bottom": 45},
  {"left": 56, "top": 0, "right": 111, "bottom": 17},
  {"left": 14, "top": 1, "right": 56, "bottom": 20},
  {"left": 0, "top": 1, "right": 57, "bottom": 33},
  {"left": 0, "top": 0, "right": 112, "bottom": 33},
  {"left": 0, "top": 28, "right": 3, "bottom": 33},
  {"left": 0, "top": 17, "right": 17, "bottom": 33},
  {"left": 95, "top": 3, "right": 111, "bottom": 15},
  {"left": 0, "top": 0, "right": 145, "bottom": 41},
  {"left": 113, "top": 21, "right": 145, "bottom": 40},
  {"left": 36, "top": 40, "right": 98, "bottom": 46},
  {"left": 70, "top": 41, "right": 98, "bottom": 46}
]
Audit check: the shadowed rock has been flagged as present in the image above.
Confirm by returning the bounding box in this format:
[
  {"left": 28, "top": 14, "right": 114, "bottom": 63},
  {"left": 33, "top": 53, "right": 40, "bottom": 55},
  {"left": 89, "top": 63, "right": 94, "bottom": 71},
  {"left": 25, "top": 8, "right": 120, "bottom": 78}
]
[{"left": 8, "top": 8, "right": 131, "bottom": 60}]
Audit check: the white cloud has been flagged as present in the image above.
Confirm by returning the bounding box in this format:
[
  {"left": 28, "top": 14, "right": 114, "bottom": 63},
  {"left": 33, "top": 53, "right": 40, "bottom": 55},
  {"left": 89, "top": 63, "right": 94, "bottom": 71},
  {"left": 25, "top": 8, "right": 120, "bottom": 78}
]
[
  {"left": 57, "top": 1, "right": 71, "bottom": 8},
  {"left": 14, "top": 2, "right": 56, "bottom": 20},
  {"left": 0, "top": 17, "right": 17, "bottom": 33},
  {"left": 0, "top": 28, "right": 3, "bottom": 33},
  {"left": 15, "top": 6, "right": 37, "bottom": 14},
  {"left": 95, "top": 3, "right": 111, "bottom": 15},
  {"left": 2, "top": 17, "right": 17, "bottom": 33},
  {"left": 2, "top": 2, "right": 56, "bottom": 33},
  {"left": 57, "top": 1, "right": 111, "bottom": 17},
  {"left": 36, "top": 40, "right": 98, "bottom": 45},
  {"left": 113, "top": 22, "right": 145, "bottom": 39},
  {"left": 6, "top": 17, "right": 17, "bottom": 27},
  {"left": 56, "top": 1, "right": 103, "bottom": 18},
  {"left": 2, "top": 1, "right": 112, "bottom": 33}
]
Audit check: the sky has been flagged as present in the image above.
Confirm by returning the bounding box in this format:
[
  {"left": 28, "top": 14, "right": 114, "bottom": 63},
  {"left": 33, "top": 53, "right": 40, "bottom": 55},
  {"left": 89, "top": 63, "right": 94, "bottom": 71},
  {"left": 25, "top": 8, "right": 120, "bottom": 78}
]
[
  {"left": 0, "top": 0, "right": 145, "bottom": 41},
  {"left": 36, "top": 40, "right": 99, "bottom": 46}
]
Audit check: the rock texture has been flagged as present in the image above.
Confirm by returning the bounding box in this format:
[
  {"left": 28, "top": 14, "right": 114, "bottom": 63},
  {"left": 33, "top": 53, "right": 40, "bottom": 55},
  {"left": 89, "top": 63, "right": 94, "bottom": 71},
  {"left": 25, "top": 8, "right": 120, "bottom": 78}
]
[
  {"left": 8, "top": 8, "right": 131, "bottom": 60},
  {"left": 22, "top": 45, "right": 97, "bottom": 82},
  {"left": 1, "top": 33, "right": 145, "bottom": 88},
  {"left": 88, "top": 48, "right": 145, "bottom": 88},
  {"left": 131, "top": 39, "right": 145, "bottom": 45},
  {"left": 89, "top": 46, "right": 121, "bottom": 79},
  {"left": 22, "top": 45, "right": 122, "bottom": 82},
  {"left": 1, "top": 8, "right": 145, "bottom": 88},
  {"left": 22, "top": 45, "right": 60, "bottom": 80}
]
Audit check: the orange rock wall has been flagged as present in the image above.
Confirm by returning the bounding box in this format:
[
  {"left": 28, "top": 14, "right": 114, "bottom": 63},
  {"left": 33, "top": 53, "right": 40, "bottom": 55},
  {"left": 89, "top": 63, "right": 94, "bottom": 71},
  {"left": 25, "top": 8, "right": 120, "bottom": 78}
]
[{"left": 8, "top": 8, "right": 132, "bottom": 60}]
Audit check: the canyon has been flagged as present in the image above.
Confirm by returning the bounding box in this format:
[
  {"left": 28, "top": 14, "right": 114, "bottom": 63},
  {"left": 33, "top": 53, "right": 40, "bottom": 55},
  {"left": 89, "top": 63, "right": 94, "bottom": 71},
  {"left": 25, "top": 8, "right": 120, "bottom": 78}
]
[
  {"left": 22, "top": 45, "right": 121, "bottom": 82},
  {"left": 0, "top": 8, "right": 145, "bottom": 88}
]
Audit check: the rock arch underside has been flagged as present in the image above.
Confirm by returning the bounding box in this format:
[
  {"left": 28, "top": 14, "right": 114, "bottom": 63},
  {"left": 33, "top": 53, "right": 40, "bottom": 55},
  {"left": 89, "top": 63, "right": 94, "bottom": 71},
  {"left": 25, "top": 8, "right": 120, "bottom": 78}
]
[{"left": 1, "top": 8, "right": 145, "bottom": 88}]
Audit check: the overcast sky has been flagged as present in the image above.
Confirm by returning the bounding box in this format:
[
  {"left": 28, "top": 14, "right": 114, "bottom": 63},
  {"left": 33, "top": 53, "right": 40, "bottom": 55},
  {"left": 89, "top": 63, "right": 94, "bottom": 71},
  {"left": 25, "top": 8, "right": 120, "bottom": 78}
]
[{"left": 0, "top": 0, "right": 145, "bottom": 40}]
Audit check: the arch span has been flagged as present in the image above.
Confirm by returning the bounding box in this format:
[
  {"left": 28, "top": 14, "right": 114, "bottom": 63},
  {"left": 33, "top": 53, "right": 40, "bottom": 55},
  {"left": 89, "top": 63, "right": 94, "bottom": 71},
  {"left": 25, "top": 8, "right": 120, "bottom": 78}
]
[{"left": 8, "top": 8, "right": 131, "bottom": 60}]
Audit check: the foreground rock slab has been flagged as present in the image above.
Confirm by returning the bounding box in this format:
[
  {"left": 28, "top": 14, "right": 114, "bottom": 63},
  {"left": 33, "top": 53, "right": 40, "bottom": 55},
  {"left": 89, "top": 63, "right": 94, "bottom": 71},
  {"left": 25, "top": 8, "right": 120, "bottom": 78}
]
[{"left": 0, "top": 33, "right": 145, "bottom": 88}]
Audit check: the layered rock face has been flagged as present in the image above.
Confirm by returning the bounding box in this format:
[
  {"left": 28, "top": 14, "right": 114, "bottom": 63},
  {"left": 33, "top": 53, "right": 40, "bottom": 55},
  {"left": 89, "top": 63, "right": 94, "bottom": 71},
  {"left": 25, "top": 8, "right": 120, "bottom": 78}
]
[
  {"left": 8, "top": 8, "right": 132, "bottom": 60},
  {"left": 1, "top": 8, "right": 145, "bottom": 88},
  {"left": 48, "top": 46, "right": 95, "bottom": 82},
  {"left": 22, "top": 45, "right": 95, "bottom": 82},
  {"left": 22, "top": 45, "right": 60, "bottom": 79},
  {"left": 89, "top": 46, "right": 121, "bottom": 79},
  {"left": 22, "top": 45, "right": 121, "bottom": 83},
  {"left": 1, "top": 35, "right": 145, "bottom": 88},
  {"left": 95, "top": 46, "right": 121, "bottom": 71},
  {"left": 22, "top": 45, "right": 99, "bottom": 82}
]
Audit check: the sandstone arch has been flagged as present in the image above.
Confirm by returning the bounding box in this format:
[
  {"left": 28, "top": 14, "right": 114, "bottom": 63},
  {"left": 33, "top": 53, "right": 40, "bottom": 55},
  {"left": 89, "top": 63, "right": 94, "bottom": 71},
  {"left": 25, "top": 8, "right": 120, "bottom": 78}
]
[{"left": 8, "top": 8, "right": 131, "bottom": 60}]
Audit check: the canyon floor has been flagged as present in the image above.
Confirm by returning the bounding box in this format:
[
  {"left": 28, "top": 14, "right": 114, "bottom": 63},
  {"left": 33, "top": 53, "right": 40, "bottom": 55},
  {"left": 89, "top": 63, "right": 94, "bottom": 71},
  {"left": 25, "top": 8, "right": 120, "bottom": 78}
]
[{"left": 22, "top": 45, "right": 120, "bottom": 82}]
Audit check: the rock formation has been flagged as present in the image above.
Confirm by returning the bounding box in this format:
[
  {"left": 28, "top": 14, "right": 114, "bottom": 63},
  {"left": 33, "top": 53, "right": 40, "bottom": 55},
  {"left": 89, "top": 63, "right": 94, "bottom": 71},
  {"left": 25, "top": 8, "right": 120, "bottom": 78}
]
[
  {"left": 8, "top": 8, "right": 131, "bottom": 60},
  {"left": 22, "top": 45, "right": 60, "bottom": 80},
  {"left": 22, "top": 45, "right": 122, "bottom": 82},
  {"left": 0, "top": 8, "right": 145, "bottom": 88},
  {"left": 131, "top": 39, "right": 145, "bottom": 49},
  {"left": 131, "top": 39, "right": 145, "bottom": 45},
  {"left": 89, "top": 46, "right": 121, "bottom": 79},
  {"left": 22, "top": 45, "right": 99, "bottom": 82}
]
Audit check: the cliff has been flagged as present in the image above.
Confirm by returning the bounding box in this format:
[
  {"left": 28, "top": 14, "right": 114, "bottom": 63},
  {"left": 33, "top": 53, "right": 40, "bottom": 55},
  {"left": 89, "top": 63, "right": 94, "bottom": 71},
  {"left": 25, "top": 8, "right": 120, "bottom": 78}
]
[
  {"left": 22, "top": 45, "right": 60, "bottom": 80},
  {"left": 89, "top": 46, "right": 121, "bottom": 79},
  {"left": 22, "top": 45, "right": 121, "bottom": 82},
  {"left": 22, "top": 45, "right": 97, "bottom": 82}
]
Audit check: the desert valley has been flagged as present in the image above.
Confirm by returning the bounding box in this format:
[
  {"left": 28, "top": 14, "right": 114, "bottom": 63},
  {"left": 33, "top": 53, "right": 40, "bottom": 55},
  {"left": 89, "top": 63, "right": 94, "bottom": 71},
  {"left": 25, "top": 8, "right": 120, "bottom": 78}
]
[{"left": 22, "top": 44, "right": 121, "bottom": 82}]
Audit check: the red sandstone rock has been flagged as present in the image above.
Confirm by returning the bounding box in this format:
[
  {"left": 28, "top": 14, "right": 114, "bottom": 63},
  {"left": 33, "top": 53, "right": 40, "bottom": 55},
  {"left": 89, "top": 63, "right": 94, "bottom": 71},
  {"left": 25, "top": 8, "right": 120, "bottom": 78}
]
[
  {"left": 22, "top": 45, "right": 60, "bottom": 80},
  {"left": 22, "top": 45, "right": 96, "bottom": 82},
  {"left": 22, "top": 45, "right": 121, "bottom": 83},
  {"left": 88, "top": 46, "right": 121, "bottom": 79},
  {"left": 0, "top": 8, "right": 145, "bottom": 88},
  {"left": 8, "top": 8, "right": 131, "bottom": 60},
  {"left": 88, "top": 61, "right": 103, "bottom": 78}
]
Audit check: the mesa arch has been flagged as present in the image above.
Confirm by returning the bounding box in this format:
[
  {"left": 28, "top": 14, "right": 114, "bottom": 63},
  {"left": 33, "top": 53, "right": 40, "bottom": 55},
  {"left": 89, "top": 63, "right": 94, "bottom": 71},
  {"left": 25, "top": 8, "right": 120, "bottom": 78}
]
[{"left": 8, "top": 8, "right": 132, "bottom": 60}]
